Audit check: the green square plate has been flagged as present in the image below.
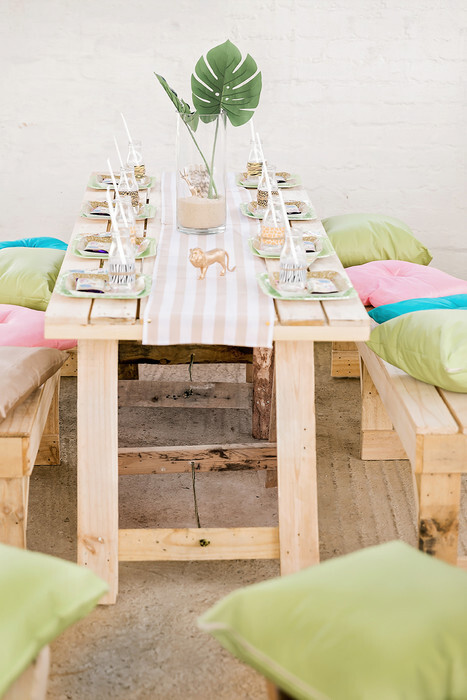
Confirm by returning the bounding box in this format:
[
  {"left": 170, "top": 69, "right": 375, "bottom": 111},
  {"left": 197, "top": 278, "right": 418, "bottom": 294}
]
[
  {"left": 248, "top": 235, "right": 334, "bottom": 260},
  {"left": 80, "top": 201, "right": 156, "bottom": 221},
  {"left": 240, "top": 201, "right": 316, "bottom": 221},
  {"left": 55, "top": 270, "right": 152, "bottom": 299},
  {"left": 257, "top": 270, "right": 357, "bottom": 301},
  {"left": 88, "top": 173, "right": 156, "bottom": 190},
  {"left": 236, "top": 172, "right": 302, "bottom": 189},
  {"left": 72, "top": 235, "right": 157, "bottom": 259}
]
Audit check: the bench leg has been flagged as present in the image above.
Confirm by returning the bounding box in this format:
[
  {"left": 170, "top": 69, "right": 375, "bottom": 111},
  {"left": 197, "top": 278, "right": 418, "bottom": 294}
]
[
  {"left": 417, "top": 473, "right": 461, "bottom": 565},
  {"left": 331, "top": 341, "right": 360, "bottom": 378},
  {"left": 4, "top": 645, "right": 50, "bottom": 700},
  {"left": 360, "top": 360, "right": 407, "bottom": 460},
  {"left": 36, "top": 380, "right": 60, "bottom": 467},
  {"left": 0, "top": 477, "right": 28, "bottom": 547},
  {"left": 252, "top": 347, "right": 275, "bottom": 440}
]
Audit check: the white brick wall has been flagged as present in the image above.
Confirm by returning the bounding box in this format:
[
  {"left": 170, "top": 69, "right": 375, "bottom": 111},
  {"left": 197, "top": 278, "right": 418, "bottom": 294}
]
[{"left": 1, "top": 0, "right": 465, "bottom": 275}]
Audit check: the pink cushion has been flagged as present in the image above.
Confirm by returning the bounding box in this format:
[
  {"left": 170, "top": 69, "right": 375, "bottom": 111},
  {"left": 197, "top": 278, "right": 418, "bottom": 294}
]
[
  {"left": 0, "top": 304, "right": 76, "bottom": 350},
  {"left": 347, "top": 261, "right": 467, "bottom": 307}
]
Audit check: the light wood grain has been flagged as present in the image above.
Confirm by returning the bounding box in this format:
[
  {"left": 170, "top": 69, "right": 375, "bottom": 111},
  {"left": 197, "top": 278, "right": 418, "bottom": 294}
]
[
  {"left": 4, "top": 646, "right": 50, "bottom": 700},
  {"left": 439, "top": 389, "right": 467, "bottom": 435},
  {"left": 118, "top": 527, "right": 279, "bottom": 561},
  {"left": 0, "top": 478, "right": 27, "bottom": 547},
  {"left": 417, "top": 472, "right": 461, "bottom": 565},
  {"left": 275, "top": 340, "right": 319, "bottom": 575},
  {"left": 251, "top": 347, "right": 275, "bottom": 439},
  {"left": 77, "top": 340, "right": 119, "bottom": 604}
]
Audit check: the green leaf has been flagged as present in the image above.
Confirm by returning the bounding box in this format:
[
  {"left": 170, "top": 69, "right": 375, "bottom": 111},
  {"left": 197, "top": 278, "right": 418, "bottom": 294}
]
[
  {"left": 154, "top": 73, "right": 199, "bottom": 130},
  {"left": 191, "top": 40, "right": 262, "bottom": 127}
]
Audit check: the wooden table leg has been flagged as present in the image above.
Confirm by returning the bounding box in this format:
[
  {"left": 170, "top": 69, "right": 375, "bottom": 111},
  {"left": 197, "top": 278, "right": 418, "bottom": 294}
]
[
  {"left": 275, "top": 340, "right": 319, "bottom": 575},
  {"left": 77, "top": 340, "right": 119, "bottom": 604}
]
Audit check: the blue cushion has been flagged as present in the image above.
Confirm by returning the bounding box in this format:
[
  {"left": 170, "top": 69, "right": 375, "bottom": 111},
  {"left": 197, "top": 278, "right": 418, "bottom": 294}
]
[
  {"left": 369, "top": 294, "right": 467, "bottom": 324},
  {"left": 0, "top": 237, "right": 67, "bottom": 251}
]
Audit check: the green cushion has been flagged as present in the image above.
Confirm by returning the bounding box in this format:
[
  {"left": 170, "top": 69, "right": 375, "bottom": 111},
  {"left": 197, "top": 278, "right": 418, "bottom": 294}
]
[
  {"left": 322, "top": 213, "right": 432, "bottom": 268},
  {"left": 0, "top": 248, "right": 65, "bottom": 311},
  {"left": 199, "top": 542, "right": 467, "bottom": 700},
  {"left": 0, "top": 543, "right": 108, "bottom": 696},
  {"left": 367, "top": 309, "right": 467, "bottom": 392}
]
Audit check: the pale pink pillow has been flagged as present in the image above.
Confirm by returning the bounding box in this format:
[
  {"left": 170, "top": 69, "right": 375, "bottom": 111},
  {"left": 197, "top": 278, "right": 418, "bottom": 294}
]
[
  {"left": 347, "top": 261, "right": 467, "bottom": 307},
  {"left": 0, "top": 304, "right": 76, "bottom": 350}
]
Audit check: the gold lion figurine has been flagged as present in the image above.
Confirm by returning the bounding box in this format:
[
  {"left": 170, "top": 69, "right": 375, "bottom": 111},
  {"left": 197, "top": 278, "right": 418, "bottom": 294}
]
[{"left": 189, "top": 247, "right": 236, "bottom": 280}]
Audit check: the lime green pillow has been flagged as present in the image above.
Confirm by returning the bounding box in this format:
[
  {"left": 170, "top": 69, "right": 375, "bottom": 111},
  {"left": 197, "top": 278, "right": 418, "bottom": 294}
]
[
  {"left": 367, "top": 309, "right": 467, "bottom": 392},
  {"left": 0, "top": 543, "right": 108, "bottom": 696},
  {"left": 322, "top": 213, "right": 432, "bottom": 268},
  {"left": 0, "top": 248, "right": 65, "bottom": 311},
  {"left": 199, "top": 542, "right": 467, "bottom": 700}
]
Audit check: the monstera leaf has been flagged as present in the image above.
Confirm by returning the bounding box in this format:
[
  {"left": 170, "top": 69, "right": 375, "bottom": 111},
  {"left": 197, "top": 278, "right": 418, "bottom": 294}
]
[
  {"left": 191, "top": 40, "right": 262, "bottom": 126},
  {"left": 155, "top": 73, "right": 199, "bottom": 130}
]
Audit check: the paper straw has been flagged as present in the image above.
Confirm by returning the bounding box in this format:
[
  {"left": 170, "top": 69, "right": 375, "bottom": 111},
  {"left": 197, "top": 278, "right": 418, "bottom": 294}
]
[
  {"left": 106, "top": 187, "right": 127, "bottom": 265},
  {"left": 249, "top": 118, "right": 255, "bottom": 142},
  {"left": 256, "top": 133, "right": 277, "bottom": 226},
  {"left": 107, "top": 158, "right": 128, "bottom": 228},
  {"left": 113, "top": 136, "right": 130, "bottom": 189},
  {"left": 278, "top": 189, "right": 298, "bottom": 266},
  {"left": 121, "top": 112, "right": 133, "bottom": 144}
]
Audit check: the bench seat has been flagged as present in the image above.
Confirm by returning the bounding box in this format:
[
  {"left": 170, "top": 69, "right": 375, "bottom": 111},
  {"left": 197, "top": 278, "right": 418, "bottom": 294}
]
[
  {"left": 0, "top": 370, "right": 61, "bottom": 548},
  {"left": 358, "top": 340, "right": 467, "bottom": 568}
]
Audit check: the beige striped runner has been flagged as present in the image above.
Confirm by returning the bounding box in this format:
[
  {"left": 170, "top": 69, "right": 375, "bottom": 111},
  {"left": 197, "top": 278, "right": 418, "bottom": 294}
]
[{"left": 142, "top": 173, "right": 275, "bottom": 347}]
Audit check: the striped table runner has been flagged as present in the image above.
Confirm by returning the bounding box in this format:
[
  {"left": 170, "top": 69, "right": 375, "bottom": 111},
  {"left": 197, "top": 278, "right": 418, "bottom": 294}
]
[{"left": 142, "top": 173, "right": 275, "bottom": 347}]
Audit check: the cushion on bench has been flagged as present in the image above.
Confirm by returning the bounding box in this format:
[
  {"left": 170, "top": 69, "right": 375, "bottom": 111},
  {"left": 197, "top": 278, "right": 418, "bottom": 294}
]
[
  {"left": 0, "top": 248, "right": 65, "bottom": 311},
  {"left": 199, "top": 541, "right": 467, "bottom": 700},
  {"left": 0, "top": 304, "right": 76, "bottom": 350},
  {"left": 0, "top": 237, "right": 67, "bottom": 251},
  {"left": 367, "top": 309, "right": 467, "bottom": 392},
  {"left": 0, "top": 346, "right": 67, "bottom": 420},
  {"left": 322, "top": 213, "right": 432, "bottom": 268},
  {"left": 0, "top": 542, "right": 107, "bottom": 697},
  {"left": 369, "top": 294, "right": 467, "bottom": 324},
  {"left": 347, "top": 260, "right": 467, "bottom": 307}
]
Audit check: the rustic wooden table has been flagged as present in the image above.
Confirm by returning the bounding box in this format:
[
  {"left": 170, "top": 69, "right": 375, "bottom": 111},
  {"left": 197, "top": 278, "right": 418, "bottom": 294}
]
[{"left": 45, "top": 175, "right": 370, "bottom": 604}]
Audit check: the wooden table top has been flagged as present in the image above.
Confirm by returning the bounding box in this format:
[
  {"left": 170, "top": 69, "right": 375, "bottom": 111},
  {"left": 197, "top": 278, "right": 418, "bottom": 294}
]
[{"left": 44, "top": 174, "right": 371, "bottom": 343}]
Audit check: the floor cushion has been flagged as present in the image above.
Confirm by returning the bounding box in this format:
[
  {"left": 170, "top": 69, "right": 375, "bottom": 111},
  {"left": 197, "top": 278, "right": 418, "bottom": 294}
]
[
  {"left": 0, "top": 305, "right": 76, "bottom": 350},
  {"left": 0, "top": 542, "right": 107, "bottom": 697},
  {"left": 369, "top": 294, "right": 467, "bottom": 324},
  {"left": 322, "top": 213, "right": 432, "bottom": 268},
  {"left": 0, "top": 236, "right": 67, "bottom": 251},
  {"left": 347, "top": 260, "right": 467, "bottom": 307},
  {"left": 199, "top": 541, "right": 467, "bottom": 700},
  {"left": 0, "top": 248, "right": 65, "bottom": 311},
  {"left": 0, "top": 346, "right": 67, "bottom": 420},
  {"left": 367, "top": 309, "right": 467, "bottom": 392}
]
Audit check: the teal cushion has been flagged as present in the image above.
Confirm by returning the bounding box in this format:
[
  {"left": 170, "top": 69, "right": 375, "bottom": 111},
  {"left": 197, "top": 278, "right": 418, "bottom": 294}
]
[
  {"left": 367, "top": 309, "right": 467, "bottom": 392},
  {"left": 322, "top": 213, "right": 432, "bottom": 268},
  {"left": 0, "top": 543, "right": 108, "bottom": 696},
  {"left": 199, "top": 542, "right": 467, "bottom": 700},
  {"left": 0, "top": 248, "right": 64, "bottom": 311},
  {"left": 369, "top": 294, "right": 467, "bottom": 324},
  {"left": 0, "top": 237, "right": 67, "bottom": 251}
]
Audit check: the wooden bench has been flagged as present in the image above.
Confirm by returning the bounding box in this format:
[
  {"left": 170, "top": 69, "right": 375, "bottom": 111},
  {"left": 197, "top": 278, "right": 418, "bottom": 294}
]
[
  {"left": 2, "top": 647, "right": 49, "bottom": 700},
  {"left": 0, "top": 371, "right": 61, "bottom": 548},
  {"left": 358, "top": 341, "right": 467, "bottom": 567}
]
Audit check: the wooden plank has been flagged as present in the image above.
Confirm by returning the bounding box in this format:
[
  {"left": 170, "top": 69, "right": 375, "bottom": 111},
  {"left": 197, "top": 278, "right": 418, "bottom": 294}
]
[
  {"left": 331, "top": 349, "right": 361, "bottom": 377},
  {"left": 273, "top": 325, "right": 370, "bottom": 341},
  {"left": 4, "top": 646, "right": 50, "bottom": 700},
  {"left": 0, "top": 478, "right": 27, "bottom": 547},
  {"left": 421, "top": 434, "right": 467, "bottom": 473},
  {"left": 118, "top": 527, "right": 280, "bottom": 561},
  {"left": 358, "top": 343, "right": 459, "bottom": 471},
  {"left": 61, "top": 348, "right": 77, "bottom": 376},
  {"left": 118, "top": 443, "right": 277, "bottom": 474},
  {"left": 438, "top": 389, "right": 467, "bottom": 435},
  {"left": 360, "top": 430, "right": 408, "bottom": 461},
  {"left": 361, "top": 361, "right": 394, "bottom": 432},
  {"left": 118, "top": 341, "right": 253, "bottom": 366},
  {"left": 275, "top": 340, "right": 319, "bottom": 575},
  {"left": 252, "top": 347, "right": 275, "bottom": 439},
  {"left": 77, "top": 339, "right": 119, "bottom": 605},
  {"left": 0, "top": 439, "right": 24, "bottom": 478},
  {"left": 417, "top": 472, "right": 461, "bottom": 565},
  {"left": 25, "top": 373, "right": 60, "bottom": 475},
  {"left": 118, "top": 380, "right": 252, "bottom": 409}
]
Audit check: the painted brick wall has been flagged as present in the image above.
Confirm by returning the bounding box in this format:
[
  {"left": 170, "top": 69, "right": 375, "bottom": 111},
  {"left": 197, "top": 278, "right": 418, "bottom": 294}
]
[{"left": 1, "top": 0, "right": 465, "bottom": 275}]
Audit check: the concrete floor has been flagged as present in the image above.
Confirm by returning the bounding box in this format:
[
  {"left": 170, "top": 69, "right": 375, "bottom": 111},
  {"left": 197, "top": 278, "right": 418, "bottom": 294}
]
[{"left": 26, "top": 343, "right": 466, "bottom": 699}]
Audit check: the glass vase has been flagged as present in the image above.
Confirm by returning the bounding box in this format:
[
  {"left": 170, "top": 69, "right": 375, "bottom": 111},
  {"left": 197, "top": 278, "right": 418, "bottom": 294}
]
[{"left": 176, "top": 112, "right": 226, "bottom": 235}]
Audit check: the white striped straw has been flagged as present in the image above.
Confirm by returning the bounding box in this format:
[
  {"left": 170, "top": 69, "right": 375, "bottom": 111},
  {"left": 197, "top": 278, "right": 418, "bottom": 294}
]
[
  {"left": 106, "top": 186, "right": 127, "bottom": 265},
  {"left": 255, "top": 133, "right": 277, "bottom": 226},
  {"left": 107, "top": 158, "right": 128, "bottom": 228},
  {"left": 113, "top": 135, "right": 130, "bottom": 189}
]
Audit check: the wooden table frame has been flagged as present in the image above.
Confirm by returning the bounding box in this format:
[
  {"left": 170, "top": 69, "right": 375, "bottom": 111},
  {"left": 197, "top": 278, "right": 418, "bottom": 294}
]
[{"left": 45, "top": 176, "right": 370, "bottom": 604}]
